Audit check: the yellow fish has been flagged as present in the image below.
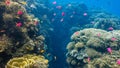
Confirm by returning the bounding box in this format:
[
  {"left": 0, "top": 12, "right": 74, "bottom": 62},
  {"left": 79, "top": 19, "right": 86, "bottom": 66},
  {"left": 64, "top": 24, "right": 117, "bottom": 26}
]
[
  {"left": 40, "top": 50, "right": 45, "bottom": 53},
  {"left": 19, "top": 1, "right": 27, "bottom": 5}
]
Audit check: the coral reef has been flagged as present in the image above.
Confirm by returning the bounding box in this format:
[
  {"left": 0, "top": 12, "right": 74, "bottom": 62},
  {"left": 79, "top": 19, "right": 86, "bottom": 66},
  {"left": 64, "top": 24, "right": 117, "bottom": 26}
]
[
  {"left": 89, "top": 12, "right": 120, "bottom": 30},
  {"left": 86, "top": 51, "right": 120, "bottom": 68},
  {"left": 0, "top": 0, "right": 48, "bottom": 67},
  {"left": 66, "top": 28, "right": 120, "bottom": 68},
  {"left": 6, "top": 54, "right": 48, "bottom": 68}
]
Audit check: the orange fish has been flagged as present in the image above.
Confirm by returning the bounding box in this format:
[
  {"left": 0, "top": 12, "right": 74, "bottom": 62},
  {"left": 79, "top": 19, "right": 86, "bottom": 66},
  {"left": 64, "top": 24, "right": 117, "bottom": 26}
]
[
  {"left": 97, "top": 33, "right": 101, "bottom": 37},
  {"left": 5, "top": 0, "right": 11, "bottom": 5},
  {"left": 34, "top": 20, "right": 38, "bottom": 25},
  {"left": 87, "top": 57, "right": 90, "bottom": 63},
  {"left": 16, "top": 22, "right": 22, "bottom": 27},
  {"left": 74, "top": 31, "right": 79, "bottom": 35},
  {"left": 107, "top": 47, "right": 112, "bottom": 54},
  {"left": 83, "top": 12, "right": 87, "bottom": 16},
  {"left": 40, "top": 50, "right": 45, "bottom": 53},
  {"left": 17, "top": 10, "right": 23, "bottom": 15},
  {"left": 0, "top": 30, "right": 6, "bottom": 32}
]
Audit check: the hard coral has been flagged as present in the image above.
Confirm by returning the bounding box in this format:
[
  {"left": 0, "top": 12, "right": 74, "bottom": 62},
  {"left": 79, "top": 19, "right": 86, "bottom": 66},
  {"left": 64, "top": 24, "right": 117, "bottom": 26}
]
[
  {"left": 66, "top": 28, "right": 120, "bottom": 68},
  {"left": 3, "top": 13, "right": 14, "bottom": 23},
  {"left": 90, "top": 12, "right": 120, "bottom": 30},
  {"left": 0, "top": 34, "right": 12, "bottom": 52},
  {"left": 6, "top": 54, "right": 48, "bottom": 68},
  {"left": 0, "top": 0, "right": 48, "bottom": 67},
  {"left": 89, "top": 51, "right": 120, "bottom": 68}
]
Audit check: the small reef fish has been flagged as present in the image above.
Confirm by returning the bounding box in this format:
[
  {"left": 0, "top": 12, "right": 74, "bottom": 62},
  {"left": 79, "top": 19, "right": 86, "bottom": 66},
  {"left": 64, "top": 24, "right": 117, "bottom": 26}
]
[
  {"left": 70, "top": 15, "right": 73, "bottom": 18},
  {"left": 91, "top": 21, "right": 95, "bottom": 24},
  {"left": 111, "top": 37, "right": 117, "bottom": 41},
  {"left": 16, "top": 22, "right": 22, "bottom": 27},
  {"left": 117, "top": 59, "right": 120, "bottom": 65},
  {"left": 34, "top": 20, "right": 38, "bottom": 25},
  {"left": 107, "top": 47, "right": 112, "bottom": 54},
  {"left": 40, "top": 50, "right": 45, "bottom": 53},
  {"left": 52, "top": 1, "right": 57, "bottom": 5},
  {"left": 18, "top": 1, "right": 27, "bottom": 5},
  {"left": 83, "top": 12, "right": 87, "bottom": 16},
  {"left": 15, "top": 16, "right": 20, "bottom": 19},
  {"left": 56, "top": 6, "right": 62, "bottom": 9},
  {"left": 17, "top": 10, "right": 23, "bottom": 15},
  {"left": 68, "top": 4, "right": 72, "bottom": 7},
  {"left": 30, "top": 4, "right": 37, "bottom": 9},
  {"left": 108, "top": 27, "right": 114, "bottom": 31},
  {"left": 60, "top": 18, "right": 64, "bottom": 22},
  {"left": 0, "top": 30, "right": 6, "bottom": 32},
  {"left": 53, "top": 13, "right": 56, "bottom": 16},
  {"left": 54, "top": 56, "right": 57, "bottom": 60},
  {"left": 5, "top": 0, "right": 11, "bottom": 5},
  {"left": 74, "top": 31, "right": 79, "bottom": 35},
  {"left": 87, "top": 57, "right": 90, "bottom": 62},
  {"left": 96, "top": 33, "right": 101, "bottom": 37},
  {"left": 62, "top": 12, "right": 65, "bottom": 16}
]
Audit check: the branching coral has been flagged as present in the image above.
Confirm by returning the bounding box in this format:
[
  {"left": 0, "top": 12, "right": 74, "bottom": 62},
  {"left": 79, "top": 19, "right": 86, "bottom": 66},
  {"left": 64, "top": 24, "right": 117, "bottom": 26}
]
[{"left": 5, "top": 54, "right": 49, "bottom": 68}]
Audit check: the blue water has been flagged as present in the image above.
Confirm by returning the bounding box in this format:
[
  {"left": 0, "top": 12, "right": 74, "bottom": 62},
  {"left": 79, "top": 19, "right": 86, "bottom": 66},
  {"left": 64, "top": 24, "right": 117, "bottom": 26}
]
[
  {"left": 27, "top": 0, "right": 120, "bottom": 68},
  {"left": 50, "top": 0, "right": 120, "bottom": 16}
]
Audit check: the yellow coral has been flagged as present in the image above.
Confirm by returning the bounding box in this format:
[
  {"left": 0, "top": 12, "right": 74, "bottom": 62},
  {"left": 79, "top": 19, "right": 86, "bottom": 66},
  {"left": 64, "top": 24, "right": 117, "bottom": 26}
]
[{"left": 5, "top": 54, "right": 49, "bottom": 68}]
